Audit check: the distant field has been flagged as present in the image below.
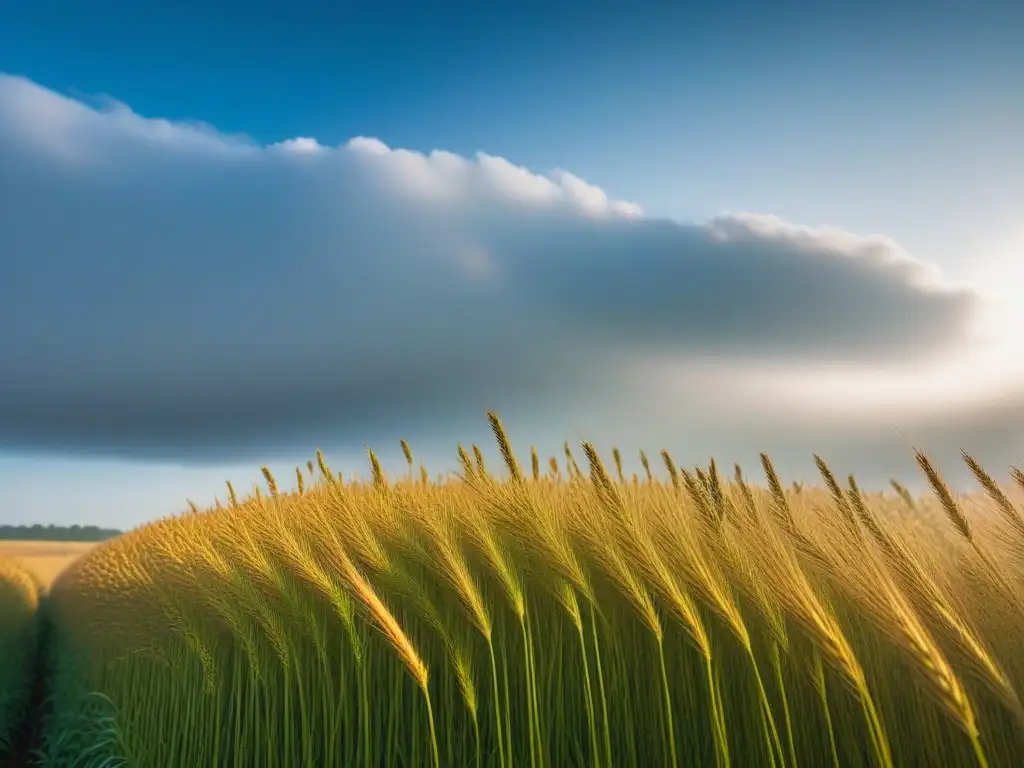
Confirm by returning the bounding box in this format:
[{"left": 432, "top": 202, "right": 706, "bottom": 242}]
[{"left": 0, "top": 540, "right": 98, "bottom": 586}]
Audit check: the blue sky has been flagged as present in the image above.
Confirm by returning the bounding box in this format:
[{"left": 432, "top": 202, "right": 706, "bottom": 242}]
[{"left": 1, "top": 0, "right": 1023, "bottom": 529}]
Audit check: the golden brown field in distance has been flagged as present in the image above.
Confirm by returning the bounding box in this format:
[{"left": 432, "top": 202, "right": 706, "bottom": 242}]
[{"left": 0, "top": 541, "right": 96, "bottom": 587}]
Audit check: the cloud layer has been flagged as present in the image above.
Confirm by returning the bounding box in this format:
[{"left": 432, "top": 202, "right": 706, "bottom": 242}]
[{"left": 0, "top": 73, "right": 1015, "bottom": 486}]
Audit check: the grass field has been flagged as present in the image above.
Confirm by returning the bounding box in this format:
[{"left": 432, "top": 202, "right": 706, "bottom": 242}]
[
  {"left": 4, "top": 413, "right": 1024, "bottom": 767},
  {"left": 0, "top": 542, "right": 98, "bottom": 588}
]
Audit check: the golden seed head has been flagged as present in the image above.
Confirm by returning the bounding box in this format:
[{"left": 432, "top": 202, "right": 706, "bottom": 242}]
[
  {"left": 916, "top": 450, "right": 971, "bottom": 541},
  {"left": 472, "top": 445, "right": 486, "bottom": 476},
  {"left": 661, "top": 449, "right": 680, "bottom": 490},
  {"left": 316, "top": 449, "right": 333, "bottom": 482},
  {"left": 368, "top": 448, "right": 387, "bottom": 490},
  {"left": 487, "top": 411, "right": 523, "bottom": 483},
  {"left": 260, "top": 465, "right": 279, "bottom": 498},
  {"left": 639, "top": 450, "right": 652, "bottom": 481},
  {"left": 612, "top": 447, "right": 624, "bottom": 483},
  {"left": 457, "top": 444, "right": 475, "bottom": 480}
]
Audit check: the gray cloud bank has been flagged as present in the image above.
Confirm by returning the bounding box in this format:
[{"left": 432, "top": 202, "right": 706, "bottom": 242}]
[{"left": 0, "top": 73, "right": 1017, "bottom": 487}]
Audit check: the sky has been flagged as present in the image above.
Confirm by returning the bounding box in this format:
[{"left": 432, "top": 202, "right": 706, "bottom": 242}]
[{"left": 1, "top": 0, "right": 1023, "bottom": 530}]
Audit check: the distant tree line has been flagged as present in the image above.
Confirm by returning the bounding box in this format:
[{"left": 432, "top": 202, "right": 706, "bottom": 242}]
[{"left": 0, "top": 524, "right": 122, "bottom": 542}]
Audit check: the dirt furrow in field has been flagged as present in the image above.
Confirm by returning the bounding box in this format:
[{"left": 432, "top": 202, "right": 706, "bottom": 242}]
[{"left": 2, "top": 614, "right": 48, "bottom": 767}]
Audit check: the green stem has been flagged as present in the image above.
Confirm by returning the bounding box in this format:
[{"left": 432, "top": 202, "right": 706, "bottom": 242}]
[
  {"left": 748, "top": 652, "right": 784, "bottom": 768},
  {"left": 503, "top": 641, "right": 514, "bottom": 767},
  {"left": 812, "top": 653, "right": 839, "bottom": 768},
  {"left": 524, "top": 613, "right": 545, "bottom": 768},
  {"left": 521, "top": 619, "right": 538, "bottom": 768},
  {"left": 488, "top": 641, "right": 507, "bottom": 768},
  {"left": 860, "top": 691, "right": 894, "bottom": 768},
  {"left": 706, "top": 654, "right": 731, "bottom": 768},
  {"left": 422, "top": 684, "right": 441, "bottom": 768},
  {"left": 360, "top": 660, "right": 372, "bottom": 768},
  {"left": 576, "top": 618, "right": 602, "bottom": 767},
  {"left": 657, "top": 637, "right": 679, "bottom": 768},
  {"left": 589, "top": 604, "right": 613, "bottom": 768},
  {"left": 968, "top": 728, "right": 990, "bottom": 768},
  {"left": 771, "top": 644, "right": 797, "bottom": 768}
]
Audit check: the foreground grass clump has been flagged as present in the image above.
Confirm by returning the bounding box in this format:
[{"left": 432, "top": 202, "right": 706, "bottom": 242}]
[
  {"left": 42, "top": 415, "right": 1024, "bottom": 767},
  {"left": 0, "top": 555, "right": 42, "bottom": 756}
]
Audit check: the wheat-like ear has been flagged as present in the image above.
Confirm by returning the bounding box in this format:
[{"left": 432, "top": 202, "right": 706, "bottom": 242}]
[
  {"left": 582, "top": 442, "right": 621, "bottom": 513},
  {"left": 962, "top": 451, "right": 1024, "bottom": 538},
  {"left": 889, "top": 479, "right": 917, "bottom": 512},
  {"left": 564, "top": 441, "right": 582, "bottom": 479},
  {"left": 639, "top": 450, "right": 652, "bottom": 483},
  {"left": 874, "top": 572, "right": 982, "bottom": 739},
  {"left": 611, "top": 447, "right": 624, "bottom": 484},
  {"left": 260, "top": 466, "right": 279, "bottom": 498},
  {"left": 457, "top": 444, "right": 476, "bottom": 481},
  {"left": 400, "top": 439, "right": 414, "bottom": 476},
  {"left": 847, "top": 475, "right": 895, "bottom": 556},
  {"left": 421, "top": 510, "right": 494, "bottom": 642},
  {"left": 548, "top": 456, "right": 560, "bottom": 480},
  {"left": 487, "top": 411, "right": 523, "bottom": 483},
  {"left": 315, "top": 449, "right": 334, "bottom": 483},
  {"left": 660, "top": 449, "right": 680, "bottom": 491},
  {"left": 747, "top": 525, "right": 872, "bottom": 697},
  {"left": 578, "top": 515, "right": 668, "bottom": 645},
  {"left": 344, "top": 559, "right": 429, "bottom": 691},
  {"left": 814, "top": 455, "right": 860, "bottom": 538},
  {"left": 694, "top": 466, "right": 710, "bottom": 492},
  {"left": 921, "top": 452, "right": 1024, "bottom": 607},
  {"left": 186, "top": 499, "right": 200, "bottom": 515},
  {"left": 225, "top": 480, "right": 238, "bottom": 508},
  {"left": 472, "top": 445, "right": 487, "bottom": 476},
  {"left": 760, "top": 453, "right": 795, "bottom": 533},
  {"left": 731, "top": 464, "right": 759, "bottom": 523},
  {"left": 915, "top": 450, "right": 971, "bottom": 540},
  {"left": 295, "top": 467, "right": 305, "bottom": 496},
  {"left": 419, "top": 465, "right": 429, "bottom": 486},
  {"left": 879, "top": 530, "right": 1024, "bottom": 725},
  {"left": 530, "top": 446, "right": 540, "bottom": 482},
  {"left": 306, "top": 459, "right": 314, "bottom": 476},
  {"left": 706, "top": 458, "right": 720, "bottom": 496},
  {"left": 705, "top": 458, "right": 728, "bottom": 525},
  {"left": 680, "top": 469, "right": 715, "bottom": 527},
  {"left": 818, "top": 509, "right": 990, "bottom": 747},
  {"left": 1011, "top": 466, "right": 1024, "bottom": 495},
  {"left": 368, "top": 448, "right": 387, "bottom": 490}
]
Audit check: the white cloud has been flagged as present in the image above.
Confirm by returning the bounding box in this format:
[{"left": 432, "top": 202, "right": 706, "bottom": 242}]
[{"left": 0, "top": 72, "right": 1018, "bottom": 489}]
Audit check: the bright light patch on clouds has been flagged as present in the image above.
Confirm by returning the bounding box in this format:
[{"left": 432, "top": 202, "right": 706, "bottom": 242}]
[{"left": 969, "top": 228, "right": 1024, "bottom": 346}]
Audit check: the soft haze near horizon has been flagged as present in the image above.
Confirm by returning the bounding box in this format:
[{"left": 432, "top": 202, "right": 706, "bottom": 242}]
[{"left": 1, "top": 0, "right": 1023, "bottom": 530}]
